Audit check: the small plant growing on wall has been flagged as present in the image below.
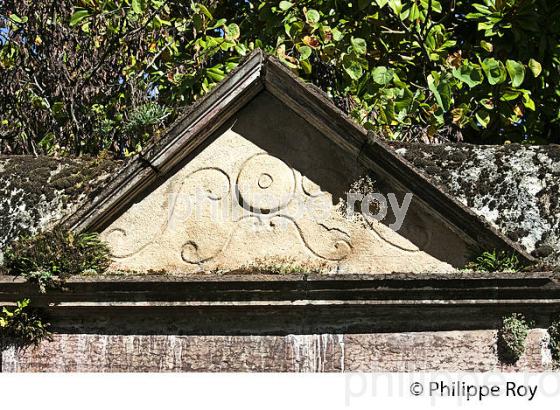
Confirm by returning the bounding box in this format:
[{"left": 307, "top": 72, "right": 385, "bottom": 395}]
[
  {"left": 0, "top": 299, "right": 50, "bottom": 350},
  {"left": 3, "top": 227, "right": 111, "bottom": 292},
  {"left": 466, "top": 250, "right": 521, "bottom": 272},
  {"left": 241, "top": 257, "right": 329, "bottom": 275},
  {"left": 548, "top": 317, "right": 560, "bottom": 367},
  {"left": 498, "top": 313, "right": 531, "bottom": 364}
]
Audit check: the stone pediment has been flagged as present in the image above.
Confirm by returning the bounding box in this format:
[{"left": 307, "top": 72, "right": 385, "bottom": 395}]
[{"left": 63, "top": 50, "right": 531, "bottom": 274}]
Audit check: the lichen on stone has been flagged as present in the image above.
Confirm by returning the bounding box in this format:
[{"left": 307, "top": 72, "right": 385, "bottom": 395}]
[
  {"left": 1, "top": 142, "right": 559, "bottom": 270},
  {"left": 0, "top": 156, "right": 119, "bottom": 261},
  {"left": 390, "top": 143, "right": 560, "bottom": 266}
]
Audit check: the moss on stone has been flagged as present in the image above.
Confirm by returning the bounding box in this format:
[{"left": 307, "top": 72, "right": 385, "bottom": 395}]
[
  {"left": 390, "top": 143, "right": 560, "bottom": 266},
  {"left": 0, "top": 156, "right": 119, "bottom": 252}
]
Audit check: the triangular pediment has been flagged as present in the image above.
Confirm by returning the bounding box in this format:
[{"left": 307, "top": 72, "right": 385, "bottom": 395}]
[{"left": 64, "top": 50, "right": 531, "bottom": 274}]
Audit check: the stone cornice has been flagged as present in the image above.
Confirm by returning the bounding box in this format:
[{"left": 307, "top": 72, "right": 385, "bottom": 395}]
[
  {"left": 2, "top": 273, "right": 559, "bottom": 333},
  {"left": 2, "top": 272, "right": 559, "bottom": 306}
]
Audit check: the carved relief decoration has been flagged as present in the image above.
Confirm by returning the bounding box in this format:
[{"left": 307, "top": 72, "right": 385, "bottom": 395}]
[{"left": 101, "top": 99, "right": 454, "bottom": 274}]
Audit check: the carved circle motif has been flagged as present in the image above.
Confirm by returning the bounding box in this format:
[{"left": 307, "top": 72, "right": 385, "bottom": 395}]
[
  {"left": 258, "top": 173, "right": 273, "bottom": 189},
  {"left": 236, "top": 153, "right": 295, "bottom": 213}
]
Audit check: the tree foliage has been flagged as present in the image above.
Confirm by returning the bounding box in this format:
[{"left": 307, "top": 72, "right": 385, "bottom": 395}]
[{"left": 1, "top": 0, "right": 559, "bottom": 157}]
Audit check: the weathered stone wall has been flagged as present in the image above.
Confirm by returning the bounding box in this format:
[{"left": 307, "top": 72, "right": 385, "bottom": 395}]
[
  {"left": 2, "top": 330, "right": 552, "bottom": 372},
  {"left": 0, "top": 156, "right": 118, "bottom": 260},
  {"left": 2, "top": 143, "right": 558, "bottom": 267},
  {"left": 391, "top": 143, "right": 560, "bottom": 265}
]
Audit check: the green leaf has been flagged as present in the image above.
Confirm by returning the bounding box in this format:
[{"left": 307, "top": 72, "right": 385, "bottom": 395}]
[
  {"left": 407, "top": 3, "right": 420, "bottom": 22},
  {"left": 500, "top": 89, "right": 521, "bottom": 101},
  {"left": 331, "top": 27, "right": 343, "bottom": 42},
  {"left": 420, "top": 0, "right": 442, "bottom": 13},
  {"left": 480, "top": 98, "right": 494, "bottom": 110},
  {"left": 209, "top": 18, "right": 226, "bottom": 29},
  {"left": 528, "top": 59, "right": 542, "bottom": 78},
  {"left": 219, "top": 40, "right": 236, "bottom": 51},
  {"left": 279, "top": 1, "right": 293, "bottom": 11},
  {"left": 372, "top": 66, "right": 394, "bottom": 85},
  {"left": 481, "top": 58, "right": 507, "bottom": 85},
  {"left": 505, "top": 60, "right": 525, "bottom": 88},
  {"left": 427, "top": 74, "right": 451, "bottom": 112},
  {"left": 196, "top": 4, "right": 213, "bottom": 20},
  {"left": 452, "top": 64, "right": 483, "bottom": 88},
  {"left": 8, "top": 13, "right": 27, "bottom": 24},
  {"left": 69, "top": 9, "right": 90, "bottom": 27},
  {"left": 480, "top": 40, "right": 493, "bottom": 52},
  {"left": 131, "top": 0, "right": 145, "bottom": 14},
  {"left": 235, "top": 43, "right": 248, "bottom": 56},
  {"left": 300, "top": 59, "right": 312, "bottom": 75},
  {"left": 298, "top": 45, "right": 312, "bottom": 61},
  {"left": 306, "top": 9, "right": 320, "bottom": 24},
  {"left": 342, "top": 54, "right": 363, "bottom": 81},
  {"left": 437, "top": 82, "right": 452, "bottom": 112},
  {"left": 52, "top": 101, "right": 66, "bottom": 117},
  {"left": 388, "top": 0, "right": 403, "bottom": 15},
  {"left": 351, "top": 37, "right": 367, "bottom": 55},
  {"left": 206, "top": 66, "right": 225, "bottom": 82},
  {"left": 427, "top": 74, "right": 442, "bottom": 107},
  {"left": 284, "top": 21, "right": 304, "bottom": 38},
  {"left": 523, "top": 93, "right": 536, "bottom": 111},
  {"left": 225, "top": 23, "right": 240, "bottom": 40},
  {"left": 476, "top": 109, "right": 491, "bottom": 128}
]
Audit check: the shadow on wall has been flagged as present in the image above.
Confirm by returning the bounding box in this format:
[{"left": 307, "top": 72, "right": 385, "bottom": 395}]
[
  {"left": 101, "top": 90, "right": 472, "bottom": 269},
  {"left": 45, "top": 303, "right": 558, "bottom": 336},
  {"left": 229, "top": 91, "right": 471, "bottom": 267}
]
